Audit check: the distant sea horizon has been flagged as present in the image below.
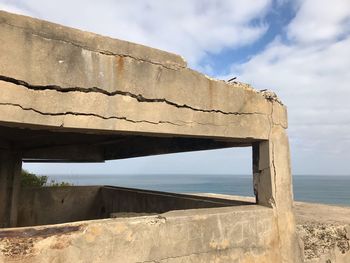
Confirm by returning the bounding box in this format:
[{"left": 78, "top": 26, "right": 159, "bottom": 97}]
[{"left": 45, "top": 174, "right": 350, "bottom": 207}]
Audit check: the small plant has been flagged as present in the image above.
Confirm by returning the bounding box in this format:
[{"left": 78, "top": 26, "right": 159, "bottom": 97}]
[
  {"left": 21, "top": 169, "right": 72, "bottom": 187},
  {"left": 47, "top": 179, "right": 72, "bottom": 187},
  {"left": 21, "top": 169, "right": 48, "bottom": 187}
]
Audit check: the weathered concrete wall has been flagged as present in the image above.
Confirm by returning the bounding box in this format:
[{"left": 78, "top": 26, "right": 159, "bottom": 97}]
[
  {"left": 252, "top": 122, "right": 302, "bottom": 262},
  {"left": 0, "top": 205, "right": 281, "bottom": 263},
  {"left": 100, "top": 186, "right": 251, "bottom": 214},
  {"left": 0, "top": 150, "right": 21, "bottom": 228},
  {"left": 0, "top": 10, "right": 302, "bottom": 262},
  {"left": 17, "top": 186, "right": 252, "bottom": 227},
  {"left": 196, "top": 194, "right": 350, "bottom": 263},
  {"left": 0, "top": 10, "right": 282, "bottom": 141},
  {"left": 17, "top": 186, "right": 102, "bottom": 227}
]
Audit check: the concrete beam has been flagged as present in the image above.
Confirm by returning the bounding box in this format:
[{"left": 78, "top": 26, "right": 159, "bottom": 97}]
[
  {"left": 23, "top": 144, "right": 104, "bottom": 162},
  {"left": 103, "top": 136, "right": 248, "bottom": 160},
  {"left": 0, "top": 10, "right": 282, "bottom": 141},
  {"left": 0, "top": 125, "right": 250, "bottom": 161},
  {"left": 252, "top": 101, "right": 303, "bottom": 263},
  {"left": 0, "top": 149, "right": 22, "bottom": 228}
]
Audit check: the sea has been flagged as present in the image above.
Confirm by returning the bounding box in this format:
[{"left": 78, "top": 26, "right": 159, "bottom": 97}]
[{"left": 47, "top": 174, "right": 350, "bottom": 207}]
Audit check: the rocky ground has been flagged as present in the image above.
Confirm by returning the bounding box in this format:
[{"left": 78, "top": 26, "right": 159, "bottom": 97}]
[{"left": 294, "top": 202, "right": 350, "bottom": 263}]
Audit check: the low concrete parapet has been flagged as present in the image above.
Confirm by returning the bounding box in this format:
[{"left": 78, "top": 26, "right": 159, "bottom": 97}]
[
  {"left": 17, "top": 186, "right": 253, "bottom": 227},
  {"left": 1, "top": 198, "right": 279, "bottom": 263}
]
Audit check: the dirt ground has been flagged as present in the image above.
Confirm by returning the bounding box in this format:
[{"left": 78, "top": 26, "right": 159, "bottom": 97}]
[{"left": 294, "top": 202, "right": 350, "bottom": 262}]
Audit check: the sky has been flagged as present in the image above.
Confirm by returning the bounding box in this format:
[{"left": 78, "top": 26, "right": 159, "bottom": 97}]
[{"left": 1, "top": 0, "right": 350, "bottom": 176}]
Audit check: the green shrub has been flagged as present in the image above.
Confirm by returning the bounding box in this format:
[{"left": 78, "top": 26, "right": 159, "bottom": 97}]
[
  {"left": 21, "top": 169, "right": 72, "bottom": 187},
  {"left": 21, "top": 169, "right": 48, "bottom": 187}
]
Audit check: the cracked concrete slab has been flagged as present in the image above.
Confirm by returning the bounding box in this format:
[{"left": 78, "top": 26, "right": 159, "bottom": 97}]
[
  {"left": 0, "top": 11, "right": 278, "bottom": 141},
  {"left": 0, "top": 79, "right": 271, "bottom": 139},
  {"left": 0, "top": 10, "right": 301, "bottom": 263}
]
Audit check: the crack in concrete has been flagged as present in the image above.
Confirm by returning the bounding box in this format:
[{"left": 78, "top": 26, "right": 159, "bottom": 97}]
[
  {"left": 136, "top": 245, "right": 266, "bottom": 262},
  {"left": 273, "top": 122, "right": 287, "bottom": 129},
  {"left": 271, "top": 102, "right": 287, "bottom": 129},
  {"left": 136, "top": 250, "right": 217, "bottom": 262},
  {"left": 0, "top": 102, "right": 182, "bottom": 127},
  {"left": 0, "top": 75, "right": 267, "bottom": 117},
  {"left": 271, "top": 141, "right": 277, "bottom": 201},
  {"left": 268, "top": 101, "right": 278, "bottom": 206},
  {"left": 268, "top": 102, "right": 274, "bottom": 138},
  {"left": 175, "top": 120, "right": 227, "bottom": 127},
  {"left": 268, "top": 102, "right": 284, "bottom": 262},
  {"left": 1, "top": 21, "right": 184, "bottom": 70},
  {"left": 269, "top": 101, "right": 278, "bottom": 200}
]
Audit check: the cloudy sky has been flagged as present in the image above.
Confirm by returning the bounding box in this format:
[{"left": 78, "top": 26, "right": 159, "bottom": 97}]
[{"left": 1, "top": 0, "right": 350, "bottom": 176}]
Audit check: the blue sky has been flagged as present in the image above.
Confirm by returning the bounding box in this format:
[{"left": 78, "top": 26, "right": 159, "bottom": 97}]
[
  {"left": 1, "top": 0, "right": 350, "bottom": 176},
  {"left": 199, "top": 1, "right": 297, "bottom": 76}
]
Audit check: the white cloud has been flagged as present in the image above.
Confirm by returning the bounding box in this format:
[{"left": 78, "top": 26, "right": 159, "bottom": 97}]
[
  {"left": 288, "top": 0, "right": 350, "bottom": 43},
  {"left": 227, "top": 0, "right": 350, "bottom": 174},
  {"left": 0, "top": 0, "right": 271, "bottom": 67}
]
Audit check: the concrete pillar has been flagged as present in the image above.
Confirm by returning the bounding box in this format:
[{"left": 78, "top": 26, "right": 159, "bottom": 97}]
[
  {"left": 253, "top": 126, "right": 302, "bottom": 263},
  {"left": 253, "top": 140, "right": 273, "bottom": 206},
  {"left": 0, "top": 149, "right": 22, "bottom": 228}
]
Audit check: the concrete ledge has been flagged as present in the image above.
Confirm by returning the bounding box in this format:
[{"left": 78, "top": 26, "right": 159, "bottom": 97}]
[
  {"left": 0, "top": 204, "right": 278, "bottom": 263},
  {"left": 0, "top": 10, "right": 187, "bottom": 69}
]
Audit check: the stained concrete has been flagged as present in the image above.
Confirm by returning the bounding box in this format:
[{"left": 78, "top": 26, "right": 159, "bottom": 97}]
[
  {"left": 0, "top": 150, "right": 21, "bottom": 228},
  {"left": 0, "top": 205, "right": 280, "bottom": 263},
  {"left": 4, "top": 189, "right": 348, "bottom": 263},
  {"left": 0, "top": 10, "right": 302, "bottom": 262},
  {"left": 17, "top": 186, "right": 253, "bottom": 227},
  {"left": 193, "top": 194, "right": 350, "bottom": 263},
  {"left": 17, "top": 186, "right": 102, "bottom": 227},
  {"left": 0, "top": 10, "right": 282, "bottom": 141}
]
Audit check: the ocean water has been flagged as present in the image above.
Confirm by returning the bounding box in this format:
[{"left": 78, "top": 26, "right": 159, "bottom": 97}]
[{"left": 47, "top": 174, "right": 350, "bottom": 206}]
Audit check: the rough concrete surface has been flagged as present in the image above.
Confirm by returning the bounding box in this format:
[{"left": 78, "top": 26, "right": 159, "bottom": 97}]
[
  {"left": 17, "top": 186, "right": 251, "bottom": 227},
  {"left": 0, "top": 10, "right": 301, "bottom": 262},
  {"left": 1, "top": 190, "right": 349, "bottom": 262},
  {"left": 195, "top": 195, "right": 350, "bottom": 263},
  {"left": 0, "top": 205, "right": 282, "bottom": 263},
  {"left": 0, "top": 10, "right": 285, "bottom": 140}
]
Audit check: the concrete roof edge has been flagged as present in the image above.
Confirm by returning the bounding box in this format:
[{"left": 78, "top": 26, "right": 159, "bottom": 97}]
[{"left": 0, "top": 10, "right": 187, "bottom": 69}]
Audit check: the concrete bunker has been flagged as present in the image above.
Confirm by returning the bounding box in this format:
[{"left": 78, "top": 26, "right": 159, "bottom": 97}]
[
  {"left": 0, "top": 10, "right": 303, "bottom": 263},
  {"left": 3, "top": 125, "right": 256, "bottom": 228}
]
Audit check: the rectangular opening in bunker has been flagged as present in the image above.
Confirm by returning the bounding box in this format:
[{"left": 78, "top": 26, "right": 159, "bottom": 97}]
[{"left": 0, "top": 126, "right": 258, "bottom": 228}]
